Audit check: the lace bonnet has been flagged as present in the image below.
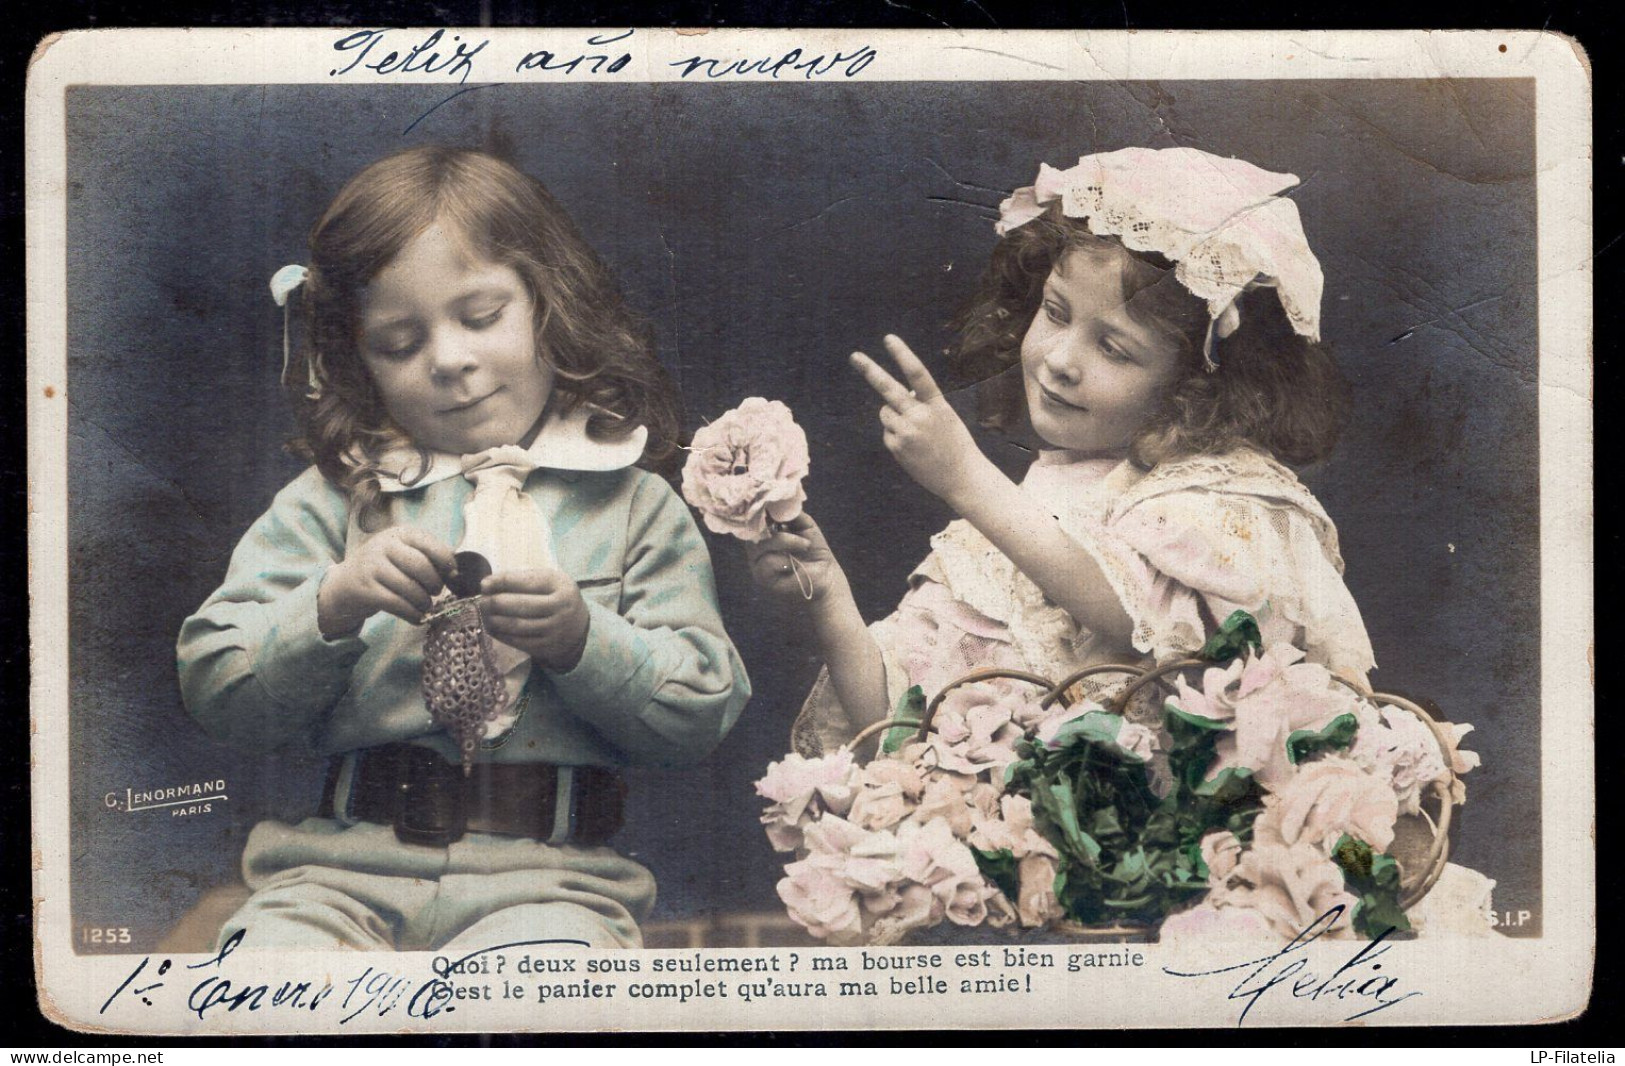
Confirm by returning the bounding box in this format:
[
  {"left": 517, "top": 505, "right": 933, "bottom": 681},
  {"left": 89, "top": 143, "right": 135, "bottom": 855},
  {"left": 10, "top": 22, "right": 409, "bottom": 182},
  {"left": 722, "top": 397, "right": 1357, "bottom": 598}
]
[{"left": 996, "top": 147, "right": 1324, "bottom": 370}]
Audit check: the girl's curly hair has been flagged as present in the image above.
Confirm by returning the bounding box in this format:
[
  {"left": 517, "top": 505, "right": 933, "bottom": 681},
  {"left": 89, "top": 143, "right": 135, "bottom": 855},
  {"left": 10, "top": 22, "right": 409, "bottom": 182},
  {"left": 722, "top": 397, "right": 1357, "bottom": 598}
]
[
  {"left": 951, "top": 205, "right": 1348, "bottom": 468},
  {"left": 289, "top": 145, "right": 680, "bottom": 526}
]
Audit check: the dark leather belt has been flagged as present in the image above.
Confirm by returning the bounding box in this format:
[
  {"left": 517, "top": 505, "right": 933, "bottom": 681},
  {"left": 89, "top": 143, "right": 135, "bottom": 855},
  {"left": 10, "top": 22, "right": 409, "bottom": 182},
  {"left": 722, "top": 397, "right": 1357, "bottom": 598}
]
[{"left": 319, "top": 743, "right": 625, "bottom": 848}]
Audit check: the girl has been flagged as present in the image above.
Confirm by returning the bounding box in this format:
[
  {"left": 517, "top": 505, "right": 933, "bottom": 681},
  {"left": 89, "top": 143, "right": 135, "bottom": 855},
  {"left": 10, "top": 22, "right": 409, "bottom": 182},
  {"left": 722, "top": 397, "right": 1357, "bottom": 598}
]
[
  {"left": 177, "top": 146, "right": 750, "bottom": 951},
  {"left": 748, "top": 146, "right": 1374, "bottom": 758}
]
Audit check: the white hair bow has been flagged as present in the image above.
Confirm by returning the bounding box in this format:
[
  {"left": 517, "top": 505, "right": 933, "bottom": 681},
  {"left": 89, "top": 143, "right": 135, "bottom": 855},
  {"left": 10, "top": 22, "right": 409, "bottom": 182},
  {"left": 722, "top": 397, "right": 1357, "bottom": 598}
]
[{"left": 269, "top": 264, "right": 322, "bottom": 397}]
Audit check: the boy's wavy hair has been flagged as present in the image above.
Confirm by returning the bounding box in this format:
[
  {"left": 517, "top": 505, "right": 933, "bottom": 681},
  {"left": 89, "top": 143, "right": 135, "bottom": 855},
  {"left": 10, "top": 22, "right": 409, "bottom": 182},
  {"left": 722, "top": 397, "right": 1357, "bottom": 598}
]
[
  {"left": 951, "top": 205, "right": 1348, "bottom": 468},
  {"left": 290, "top": 145, "right": 679, "bottom": 525}
]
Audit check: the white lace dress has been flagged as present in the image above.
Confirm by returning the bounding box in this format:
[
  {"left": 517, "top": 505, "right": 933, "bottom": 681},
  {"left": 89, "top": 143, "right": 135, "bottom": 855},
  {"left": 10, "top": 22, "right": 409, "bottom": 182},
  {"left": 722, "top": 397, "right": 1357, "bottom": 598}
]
[{"left": 793, "top": 446, "right": 1375, "bottom": 757}]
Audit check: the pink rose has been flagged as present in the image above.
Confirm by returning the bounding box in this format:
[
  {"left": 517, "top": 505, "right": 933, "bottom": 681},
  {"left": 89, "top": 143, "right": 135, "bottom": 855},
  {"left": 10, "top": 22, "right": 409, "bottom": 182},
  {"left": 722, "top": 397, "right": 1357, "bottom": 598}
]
[
  {"left": 755, "top": 749, "right": 856, "bottom": 852},
  {"left": 1166, "top": 657, "right": 1248, "bottom": 723},
  {"left": 1254, "top": 755, "right": 1398, "bottom": 855},
  {"left": 1199, "top": 830, "right": 1244, "bottom": 885},
  {"left": 910, "top": 777, "right": 978, "bottom": 837},
  {"left": 1213, "top": 655, "right": 1366, "bottom": 790},
  {"left": 865, "top": 883, "right": 942, "bottom": 946},
  {"left": 927, "top": 684, "right": 1026, "bottom": 776},
  {"left": 860, "top": 758, "right": 928, "bottom": 800},
  {"left": 1016, "top": 852, "right": 1063, "bottom": 927},
  {"left": 849, "top": 782, "right": 913, "bottom": 832},
  {"left": 1348, "top": 702, "right": 1453, "bottom": 816},
  {"left": 891, "top": 818, "right": 997, "bottom": 927},
  {"left": 1443, "top": 722, "right": 1480, "bottom": 805},
  {"left": 941, "top": 873, "right": 997, "bottom": 927},
  {"left": 1210, "top": 841, "right": 1359, "bottom": 942},
  {"left": 681, "top": 397, "right": 810, "bottom": 542},
  {"left": 969, "top": 794, "right": 1057, "bottom": 861},
  {"left": 1158, "top": 902, "right": 1277, "bottom": 941},
  {"left": 1116, "top": 721, "right": 1161, "bottom": 762},
  {"left": 778, "top": 858, "right": 864, "bottom": 944},
  {"left": 800, "top": 813, "right": 869, "bottom": 858},
  {"left": 967, "top": 782, "right": 1005, "bottom": 822}
]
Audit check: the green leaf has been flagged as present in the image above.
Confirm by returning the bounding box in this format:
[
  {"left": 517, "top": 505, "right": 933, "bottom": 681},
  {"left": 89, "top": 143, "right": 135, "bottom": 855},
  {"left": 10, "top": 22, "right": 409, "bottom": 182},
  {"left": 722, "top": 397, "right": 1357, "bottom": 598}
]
[
  {"left": 1164, "top": 702, "right": 1230, "bottom": 733},
  {"left": 1332, "top": 834, "right": 1413, "bottom": 939},
  {"left": 1191, "top": 766, "right": 1256, "bottom": 802},
  {"left": 1286, "top": 713, "right": 1360, "bottom": 765},
  {"left": 880, "top": 685, "right": 926, "bottom": 753},
  {"left": 1198, "top": 610, "right": 1264, "bottom": 663},
  {"left": 1043, "top": 710, "right": 1125, "bottom": 751},
  {"left": 1042, "top": 775, "right": 1102, "bottom": 864},
  {"left": 973, "top": 847, "right": 1020, "bottom": 902}
]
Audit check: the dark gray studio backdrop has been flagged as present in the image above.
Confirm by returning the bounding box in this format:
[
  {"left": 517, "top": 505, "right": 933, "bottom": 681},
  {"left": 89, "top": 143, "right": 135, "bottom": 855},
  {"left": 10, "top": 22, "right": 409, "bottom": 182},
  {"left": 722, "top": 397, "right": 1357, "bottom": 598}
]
[{"left": 65, "top": 79, "right": 1540, "bottom": 950}]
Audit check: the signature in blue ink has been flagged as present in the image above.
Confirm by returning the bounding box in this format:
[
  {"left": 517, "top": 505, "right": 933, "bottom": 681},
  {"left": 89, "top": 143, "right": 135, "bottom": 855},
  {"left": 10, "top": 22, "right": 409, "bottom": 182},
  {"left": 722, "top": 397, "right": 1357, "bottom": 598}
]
[
  {"left": 669, "top": 44, "right": 877, "bottom": 80},
  {"left": 330, "top": 29, "right": 488, "bottom": 85},
  {"left": 1162, "top": 906, "right": 1422, "bottom": 1026}
]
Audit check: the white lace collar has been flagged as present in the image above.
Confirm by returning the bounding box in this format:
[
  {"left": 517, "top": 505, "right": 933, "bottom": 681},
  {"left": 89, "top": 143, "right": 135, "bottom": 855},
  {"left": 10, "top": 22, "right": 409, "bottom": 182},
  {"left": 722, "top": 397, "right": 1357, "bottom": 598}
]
[{"left": 373, "top": 404, "right": 647, "bottom": 494}]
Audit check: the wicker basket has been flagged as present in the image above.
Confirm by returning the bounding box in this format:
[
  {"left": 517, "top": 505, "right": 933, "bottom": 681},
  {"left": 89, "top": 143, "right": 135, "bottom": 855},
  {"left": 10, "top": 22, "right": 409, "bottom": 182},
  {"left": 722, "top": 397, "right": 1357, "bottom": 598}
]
[{"left": 844, "top": 658, "right": 1460, "bottom": 932}]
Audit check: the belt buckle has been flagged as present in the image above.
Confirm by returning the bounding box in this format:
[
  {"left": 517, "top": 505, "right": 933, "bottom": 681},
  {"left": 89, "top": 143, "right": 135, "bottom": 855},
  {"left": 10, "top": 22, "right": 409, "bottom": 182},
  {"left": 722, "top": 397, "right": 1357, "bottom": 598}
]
[{"left": 392, "top": 748, "right": 467, "bottom": 848}]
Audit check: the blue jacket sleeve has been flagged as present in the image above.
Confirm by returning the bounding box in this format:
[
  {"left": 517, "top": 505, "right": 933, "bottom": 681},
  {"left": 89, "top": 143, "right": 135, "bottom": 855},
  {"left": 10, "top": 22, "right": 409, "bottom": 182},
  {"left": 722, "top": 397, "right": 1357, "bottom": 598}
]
[
  {"left": 547, "top": 473, "right": 752, "bottom": 766},
  {"left": 175, "top": 467, "right": 365, "bottom": 752}
]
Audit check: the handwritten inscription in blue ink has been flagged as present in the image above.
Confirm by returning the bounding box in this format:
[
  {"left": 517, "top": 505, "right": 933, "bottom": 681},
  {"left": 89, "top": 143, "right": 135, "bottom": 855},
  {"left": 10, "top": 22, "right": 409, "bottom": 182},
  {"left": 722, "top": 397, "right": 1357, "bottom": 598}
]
[
  {"left": 669, "top": 44, "right": 877, "bottom": 80},
  {"left": 98, "top": 929, "right": 590, "bottom": 1026},
  {"left": 330, "top": 29, "right": 489, "bottom": 84},
  {"left": 1162, "top": 906, "right": 1422, "bottom": 1026},
  {"left": 515, "top": 29, "right": 635, "bottom": 75}
]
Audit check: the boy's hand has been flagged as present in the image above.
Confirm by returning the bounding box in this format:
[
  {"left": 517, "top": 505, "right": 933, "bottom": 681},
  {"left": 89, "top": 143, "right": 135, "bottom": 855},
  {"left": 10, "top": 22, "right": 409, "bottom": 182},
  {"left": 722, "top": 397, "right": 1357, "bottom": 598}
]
[
  {"left": 480, "top": 568, "right": 591, "bottom": 672},
  {"left": 851, "top": 335, "right": 989, "bottom": 507},
  {"left": 742, "top": 512, "right": 844, "bottom": 606},
  {"left": 318, "top": 526, "right": 455, "bottom": 638}
]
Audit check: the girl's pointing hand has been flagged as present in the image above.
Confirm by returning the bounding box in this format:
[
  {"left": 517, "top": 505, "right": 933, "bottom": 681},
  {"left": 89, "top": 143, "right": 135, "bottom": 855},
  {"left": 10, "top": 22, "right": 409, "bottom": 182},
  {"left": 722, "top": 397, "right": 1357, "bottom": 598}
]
[{"left": 851, "top": 334, "right": 986, "bottom": 506}]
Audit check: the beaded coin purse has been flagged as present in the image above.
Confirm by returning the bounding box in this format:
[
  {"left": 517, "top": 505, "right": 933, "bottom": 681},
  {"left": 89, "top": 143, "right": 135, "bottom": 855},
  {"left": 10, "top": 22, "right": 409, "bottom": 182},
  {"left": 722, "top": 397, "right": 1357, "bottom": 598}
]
[{"left": 420, "top": 551, "right": 506, "bottom": 775}]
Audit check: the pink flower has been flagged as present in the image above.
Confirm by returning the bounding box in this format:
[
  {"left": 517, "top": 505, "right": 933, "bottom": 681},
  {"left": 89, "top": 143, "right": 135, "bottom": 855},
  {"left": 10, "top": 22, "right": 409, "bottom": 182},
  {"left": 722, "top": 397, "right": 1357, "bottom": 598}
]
[
  {"left": 1017, "top": 852, "right": 1063, "bottom": 927},
  {"left": 1348, "top": 702, "right": 1453, "bottom": 816},
  {"left": 1442, "top": 722, "right": 1480, "bottom": 805},
  {"left": 1158, "top": 902, "right": 1277, "bottom": 941},
  {"left": 755, "top": 749, "right": 856, "bottom": 851},
  {"left": 777, "top": 857, "right": 864, "bottom": 944},
  {"left": 1166, "top": 657, "right": 1248, "bottom": 723},
  {"left": 849, "top": 782, "right": 913, "bottom": 832},
  {"left": 800, "top": 813, "right": 869, "bottom": 858},
  {"left": 1253, "top": 755, "right": 1398, "bottom": 855},
  {"left": 1117, "top": 721, "right": 1161, "bottom": 761},
  {"left": 1213, "top": 654, "right": 1366, "bottom": 790},
  {"left": 910, "top": 777, "right": 979, "bottom": 837},
  {"left": 865, "top": 883, "right": 942, "bottom": 946},
  {"left": 927, "top": 684, "right": 1026, "bottom": 776},
  {"left": 967, "top": 782, "right": 1005, "bottom": 822},
  {"left": 1165, "top": 644, "right": 1305, "bottom": 727},
  {"left": 893, "top": 818, "right": 995, "bottom": 925},
  {"left": 1199, "top": 830, "right": 1244, "bottom": 885},
  {"left": 681, "top": 398, "right": 809, "bottom": 542},
  {"left": 859, "top": 758, "right": 928, "bottom": 800},
  {"left": 1207, "top": 841, "right": 1359, "bottom": 942},
  {"left": 969, "top": 794, "right": 1058, "bottom": 861}
]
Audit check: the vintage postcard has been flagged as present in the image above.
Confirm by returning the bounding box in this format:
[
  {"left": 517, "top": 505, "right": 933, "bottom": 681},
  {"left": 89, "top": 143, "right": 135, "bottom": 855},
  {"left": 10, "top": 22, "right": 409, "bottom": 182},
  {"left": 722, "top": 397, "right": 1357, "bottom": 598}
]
[{"left": 26, "top": 28, "right": 1593, "bottom": 1033}]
